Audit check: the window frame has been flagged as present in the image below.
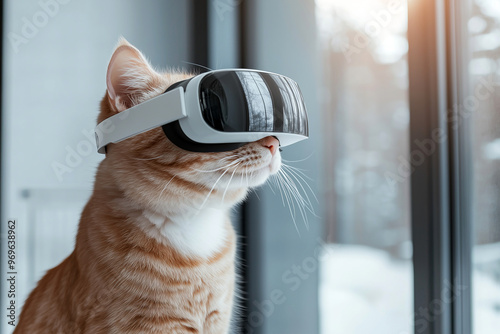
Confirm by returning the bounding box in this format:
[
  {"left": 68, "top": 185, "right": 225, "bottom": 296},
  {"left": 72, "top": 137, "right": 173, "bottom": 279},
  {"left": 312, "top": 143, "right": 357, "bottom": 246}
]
[{"left": 408, "top": 0, "right": 472, "bottom": 333}]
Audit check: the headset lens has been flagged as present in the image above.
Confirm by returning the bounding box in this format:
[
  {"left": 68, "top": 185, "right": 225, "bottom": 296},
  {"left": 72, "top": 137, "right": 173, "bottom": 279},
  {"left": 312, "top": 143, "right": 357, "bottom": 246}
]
[{"left": 199, "top": 71, "right": 308, "bottom": 136}]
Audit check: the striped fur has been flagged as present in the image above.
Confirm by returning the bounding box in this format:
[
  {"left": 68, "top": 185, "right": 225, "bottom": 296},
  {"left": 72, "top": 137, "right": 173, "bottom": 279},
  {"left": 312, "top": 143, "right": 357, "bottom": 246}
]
[{"left": 14, "top": 39, "right": 281, "bottom": 334}]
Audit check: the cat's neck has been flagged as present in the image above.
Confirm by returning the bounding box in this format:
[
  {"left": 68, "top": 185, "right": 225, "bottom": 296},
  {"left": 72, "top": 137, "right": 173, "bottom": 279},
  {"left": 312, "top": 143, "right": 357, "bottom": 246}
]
[
  {"left": 78, "top": 160, "right": 233, "bottom": 260},
  {"left": 139, "top": 207, "right": 230, "bottom": 258}
]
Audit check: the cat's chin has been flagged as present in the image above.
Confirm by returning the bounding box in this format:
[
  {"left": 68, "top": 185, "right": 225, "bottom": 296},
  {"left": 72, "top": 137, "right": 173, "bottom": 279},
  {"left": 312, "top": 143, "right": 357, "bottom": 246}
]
[
  {"left": 243, "top": 158, "right": 281, "bottom": 188},
  {"left": 241, "top": 165, "right": 275, "bottom": 188}
]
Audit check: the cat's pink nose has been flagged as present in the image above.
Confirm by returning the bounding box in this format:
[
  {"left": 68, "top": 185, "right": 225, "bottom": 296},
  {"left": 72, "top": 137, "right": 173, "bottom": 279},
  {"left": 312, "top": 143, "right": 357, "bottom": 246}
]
[{"left": 259, "top": 136, "right": 279, "bottom": 156}]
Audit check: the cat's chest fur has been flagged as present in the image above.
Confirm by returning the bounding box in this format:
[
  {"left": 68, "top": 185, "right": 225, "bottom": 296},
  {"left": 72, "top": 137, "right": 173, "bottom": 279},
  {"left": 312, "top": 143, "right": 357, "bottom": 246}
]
[{"left": 140, "top": 207, "right": 230, "bottom": 259}]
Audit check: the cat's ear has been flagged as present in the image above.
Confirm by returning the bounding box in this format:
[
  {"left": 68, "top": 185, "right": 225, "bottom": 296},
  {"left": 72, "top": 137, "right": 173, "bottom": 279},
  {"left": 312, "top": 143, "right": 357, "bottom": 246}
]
[{"left": 106, "top": 38, "right": 158, "bottom": 112}]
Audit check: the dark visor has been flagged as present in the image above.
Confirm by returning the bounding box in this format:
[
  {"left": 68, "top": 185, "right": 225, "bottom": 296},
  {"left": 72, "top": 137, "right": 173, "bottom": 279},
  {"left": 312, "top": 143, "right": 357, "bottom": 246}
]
[{"left": 199, "top": 71, "right": 309, "bottom": 136}]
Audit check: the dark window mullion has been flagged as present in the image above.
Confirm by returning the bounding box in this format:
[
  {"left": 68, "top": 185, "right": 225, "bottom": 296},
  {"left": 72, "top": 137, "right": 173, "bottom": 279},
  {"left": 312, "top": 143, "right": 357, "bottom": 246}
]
[
  {"left": 409, "top": 0, "right": 473, "bottom": 333},
  {"left": 191, "top": 0, "right": 209, "bottom": 71},
  {"left": 408, "top": 0, "right": 453, "bottom": 333},
  {"left": 445, "top": 0, "right": 473, "bottom": 333}
]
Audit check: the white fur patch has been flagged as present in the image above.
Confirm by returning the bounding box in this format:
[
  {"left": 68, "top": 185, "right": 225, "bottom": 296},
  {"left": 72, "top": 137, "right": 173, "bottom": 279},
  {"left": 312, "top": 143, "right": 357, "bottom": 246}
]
[{"left": 142, "top": 208, "right": 228, "bottom": 258}]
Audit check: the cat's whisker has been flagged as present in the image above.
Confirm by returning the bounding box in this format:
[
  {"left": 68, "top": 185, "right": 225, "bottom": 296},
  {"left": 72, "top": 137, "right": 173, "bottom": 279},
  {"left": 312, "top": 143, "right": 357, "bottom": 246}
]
[
  {"left": 237, "top": 166, "right": 248, "bottom": 188},
  {"left": 245, "top": 167, "right": 250, "bottom": 187},
  {"left": 220, "top": 154, "right": 241, "bottom": 162},
  {"left": 276, "top": 172, "right": 295, "bottom": 218},
  {"left": 282, "top": 174, "right": 303, "bottom": 223},
  {"left": 267, "top": 178, "right": 277, "bottom": 195},
  {"left": 198, "top": 164, "right": 235, "bottom": 210},
  {"left": 281, "top": 162, "right": 313, "bottom": 181},
  {"left": 190, "top": 163, "right": 237, "bottom": 173},
  {"left": 282, "top": 165, "right": 320, "bottom": 220},
  {"left": 156, "top": 174, "right": 177, "bottom": 203},
  {"left": 281, "top": 151, "right": 315, "bottom": 164},
  {"left": 190, "top": 157, "right": 243, "bottom": 173},
  {"left": 181, "top": 61, "right": 214, "bottom": 72},
  {"left": 132, "top": 154, "right": 165, "bottom": 161},
  {"left": 279, "top": 169, "right": 311, "bottom": 223},
  {"left": 272, "top": 174, "right": 286, "bottom": 207},
  {"left": 279, "top": 168, "right": 312, "bottom": 229},
  {"left": 146, "top": 174, "right": 178, "bottom": 208},
  {"left": 191, "top": 162, "right": 240, "bottom": 173},
  {"left": 251, "top": 187, "right": 261, "bottom": 201},
  {"left": 281, "top": 167, "right": 313, "bottom": 229},
  {"left": 276, "top": 171, "right": 300, "bottom": 235},
  {"left": 280, "top": 167, "right": 312, "bottom": 206},
  {"left": 269, "top": 175, "right": 284, "bottom": 209},
  {"left": 215, "top": 154, "right": 241, "bottom": 166},
  {"left": 222, "top": 162, "right": 242, "bottom": 203},
  {"left": 282, "top": 164, "right": 317, "bottom": 211}
]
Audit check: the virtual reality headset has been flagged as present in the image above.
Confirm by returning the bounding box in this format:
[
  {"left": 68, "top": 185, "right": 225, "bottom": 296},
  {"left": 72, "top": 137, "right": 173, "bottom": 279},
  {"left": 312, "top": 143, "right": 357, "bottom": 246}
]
[{"left": 95, "top": 69, "right": 309, "bottom": 154}]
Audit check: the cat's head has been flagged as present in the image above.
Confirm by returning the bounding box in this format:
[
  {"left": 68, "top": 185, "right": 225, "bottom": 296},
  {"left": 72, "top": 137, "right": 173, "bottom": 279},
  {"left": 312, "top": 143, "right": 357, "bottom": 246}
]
[{"left": 98, "top": 39, "right": 281, "bottom": 214}]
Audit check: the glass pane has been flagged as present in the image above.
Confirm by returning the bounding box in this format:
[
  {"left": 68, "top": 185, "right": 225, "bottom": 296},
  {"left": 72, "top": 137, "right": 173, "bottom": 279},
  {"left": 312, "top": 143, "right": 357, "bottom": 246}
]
[
  {"left": 315, "top": 0, "right": 413, "bottom": 333},
  {"left": 469, "top": 1, "right": 500, "bottom": 332}
]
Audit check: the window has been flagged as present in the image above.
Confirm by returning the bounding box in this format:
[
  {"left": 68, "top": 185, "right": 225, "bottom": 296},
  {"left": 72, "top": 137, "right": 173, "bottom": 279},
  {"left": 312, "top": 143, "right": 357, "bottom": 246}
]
[
  {"left": 316, "top": 0, "right": 413, "bottom": 333},
  {"left": 468, "top": 0, "right": 500, "bottom": 332}
]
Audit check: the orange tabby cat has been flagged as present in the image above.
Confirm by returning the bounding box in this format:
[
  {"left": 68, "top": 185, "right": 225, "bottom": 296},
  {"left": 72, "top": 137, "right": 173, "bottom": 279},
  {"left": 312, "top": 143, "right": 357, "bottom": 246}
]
[{"left": 14, "top": 38, "right": 281, "bottom": 334}]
